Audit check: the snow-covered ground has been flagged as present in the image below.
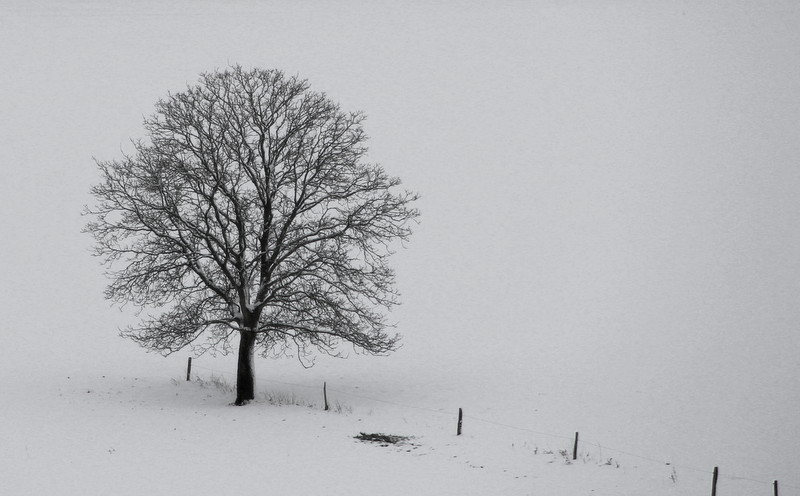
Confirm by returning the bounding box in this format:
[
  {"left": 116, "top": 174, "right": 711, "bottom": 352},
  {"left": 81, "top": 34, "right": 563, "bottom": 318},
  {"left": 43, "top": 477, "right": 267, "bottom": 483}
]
[
  {"left": 0, "top": 357, "right": 719, "bottom": 496},
  {"left": 0, "top": 343, "right": 794, "bottom": 495},
  {"left": 2, "top": 1, "right": 800, "bottom": 494}
]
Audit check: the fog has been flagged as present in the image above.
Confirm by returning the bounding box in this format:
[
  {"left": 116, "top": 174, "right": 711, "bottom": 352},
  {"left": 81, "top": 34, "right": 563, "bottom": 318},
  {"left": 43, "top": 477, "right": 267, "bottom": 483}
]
[{"left": 2, "top": 0, "right": 799, "bottom": 487}]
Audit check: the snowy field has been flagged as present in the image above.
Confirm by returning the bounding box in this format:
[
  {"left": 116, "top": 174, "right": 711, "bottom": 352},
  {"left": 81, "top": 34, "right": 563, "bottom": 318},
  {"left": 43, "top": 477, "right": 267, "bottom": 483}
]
[
  {"left": 0, "top": 363, "right": 673, "bottom": 496},
  {"left": 2, "top": 1, "right": 800, "bottom": 495},
  {"left": 1, "top": 347, "right": 794, "bottom": 495}
]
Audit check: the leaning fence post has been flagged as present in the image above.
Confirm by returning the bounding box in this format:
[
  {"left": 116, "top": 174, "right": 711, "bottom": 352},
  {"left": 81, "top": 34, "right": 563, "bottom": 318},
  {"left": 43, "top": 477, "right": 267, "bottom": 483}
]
[
  {"left": 323, "top": 382, "right": 329, "bottom": 411},
  {"left": 457, "top": 408, "right": 463, "bottom": 435},
  {"left": 186, "top": 357, "right": 192, "bottom": 381},
  {"left": 573, "top": 432, "right": 579, "bottom": 460},
  {"left": 711, "top": 466, "right": 719, "bottom": 496}
]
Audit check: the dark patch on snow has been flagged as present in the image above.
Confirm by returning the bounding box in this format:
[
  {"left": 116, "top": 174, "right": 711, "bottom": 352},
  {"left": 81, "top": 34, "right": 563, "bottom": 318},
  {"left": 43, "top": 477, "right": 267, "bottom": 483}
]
[{"left": 355, "top": 432, "right": 413, "bottom": 447}]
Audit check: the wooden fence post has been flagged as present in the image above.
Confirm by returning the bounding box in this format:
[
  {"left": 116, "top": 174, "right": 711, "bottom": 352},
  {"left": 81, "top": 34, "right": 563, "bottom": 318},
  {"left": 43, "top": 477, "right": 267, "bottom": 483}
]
[
  {"left": 457, "top": 408, "right": 463, "bottom": 436},
  {"left": 573, "top": 432, "right": 579, "bottom": 460},
  {"left": 774, "top": 480, "right": 778, "bottom": 496},
  {"left": 711, "top": 466, "right": 719, "bottom": 496},
  {"left": 323, "top": 382, "right": 329, "bottom": 411},
  {"left": 186, "top": 357, "right": 192, "bottom": 381}
]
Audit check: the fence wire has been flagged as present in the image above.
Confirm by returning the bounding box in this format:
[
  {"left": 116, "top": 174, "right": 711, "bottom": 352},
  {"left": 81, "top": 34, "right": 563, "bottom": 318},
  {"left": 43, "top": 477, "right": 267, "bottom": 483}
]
[{"left": 189, "top": 363, "right": 796, "bottom": 491}]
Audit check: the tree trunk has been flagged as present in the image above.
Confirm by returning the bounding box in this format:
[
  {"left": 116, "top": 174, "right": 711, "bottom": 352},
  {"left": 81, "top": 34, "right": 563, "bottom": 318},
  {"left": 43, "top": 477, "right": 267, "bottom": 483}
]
[{"left": 234, "top": 330, "right": 256, "bottom": 405}]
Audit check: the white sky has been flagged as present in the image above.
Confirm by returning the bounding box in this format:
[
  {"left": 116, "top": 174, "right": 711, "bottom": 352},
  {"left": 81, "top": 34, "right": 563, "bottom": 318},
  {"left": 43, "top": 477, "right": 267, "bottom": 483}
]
[{"left": 1, "top": 0, "right": 799, "bottom": 484}]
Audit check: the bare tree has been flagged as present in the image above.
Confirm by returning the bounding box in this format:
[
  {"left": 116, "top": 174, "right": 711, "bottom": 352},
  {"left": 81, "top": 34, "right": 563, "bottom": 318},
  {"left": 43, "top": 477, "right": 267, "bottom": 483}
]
[{"left": 85, "top": 66, "right": 419, "bottom": 405}]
